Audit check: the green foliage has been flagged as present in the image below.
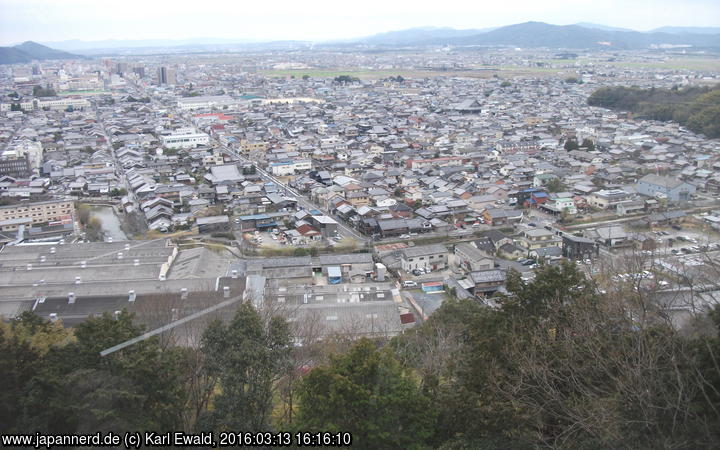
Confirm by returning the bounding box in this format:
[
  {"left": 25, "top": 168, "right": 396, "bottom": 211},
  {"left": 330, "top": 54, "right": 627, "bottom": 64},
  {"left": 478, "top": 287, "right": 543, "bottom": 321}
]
[
  {"left": 686, "top": 89, "right": 720, "bottom": 138},
  {"left": 544, "top": 177, "right": 566, "bottom": 193},
  {"left": 200, "top": 303, "right": 291, "bottom": 431},
  {"left": 210, "top": 232, "right": 234, "bottom": 240},
  {"left": 588, "top": 84, "right": 720, "bottom": 137},
  {"left": 86, "top": 216, "right": 103, "bottom": 242},
  {"left": 17, "top": 311, "right": 185, "bottom": 433},
  {"left": 580, "top": 138, "right": 595, "bottom": 151},
  {"left": 564, "top": 76, "right": 582, "bottom": 84},
  {"left": 77, "top": 203, "right": 91, "bottom": 225},
  {"left": 333, "top": 75, "right": 360, "bottom": 84},
  {"left": 389, "top": 262, "right": 720, "bottom": 448},
  {"left": 126, "top": 96, "right": 151, "bottom": 103},
  {"left": 564, "top": 138, "right": 579, "bottom": 150},
  {"left": 109, "top": 188, "right": 127, "bottom": 197},
  {"left": 296, "top": 339, "right": 436, "bottom": 449},
  {"left": 500, "top": 81, "right": 511, "bottom": 87},
  {"left": 293, "top": 247, "right": 309, "bottom": 256},
  {"left": 10, "top": 103, "right": 22, "bottom": 111},
  {"left": 33, "top": 86, "right": 56, "bottom": 97}
]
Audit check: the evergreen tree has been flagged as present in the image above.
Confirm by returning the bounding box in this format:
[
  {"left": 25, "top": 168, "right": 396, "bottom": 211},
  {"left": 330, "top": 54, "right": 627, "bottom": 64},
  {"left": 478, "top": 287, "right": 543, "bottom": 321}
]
[
  {"left": 199, "top": 303, "right": 291, "bottom": 431},
  {"left": 296, "top": 339, "right": 436, "bottom": 450}
]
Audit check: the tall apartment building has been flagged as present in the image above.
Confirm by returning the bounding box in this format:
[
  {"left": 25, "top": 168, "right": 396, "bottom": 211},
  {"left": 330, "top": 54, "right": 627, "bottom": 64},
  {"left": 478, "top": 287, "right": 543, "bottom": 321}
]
[{"left": 157, "top": 66, "right": 177, "bottom": 85}]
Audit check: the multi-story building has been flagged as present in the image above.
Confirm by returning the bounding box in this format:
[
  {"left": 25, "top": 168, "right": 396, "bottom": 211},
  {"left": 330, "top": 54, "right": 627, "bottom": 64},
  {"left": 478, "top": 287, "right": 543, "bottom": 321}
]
[
  {"left": 0, "top": 199, "right": 74, "bottom": 231},
  {"left": 157, "top": 66, "right": 177, "bottom": 85},
  {"left": 516, "top": 228, "right": 563, "bottom": 255},
  {"left": 161, "top": 132, "right": 210, "bottom": 149},
  {"left": 454, "top": 243, "right": 494, "bottom": 272},
  {"left": 401, "top": 244, "right": 448, "bottom": 273},
  {"left": 176, "top": 95, "right": 237, "bottom": 111},
  {"left": 5, "top": 140, "right": 43, "bottom": 170},
  {"left": 637, "top": 174, "right": 696, "bottom": 203},
  {"left": 541, "top": 196, "right": 577, "bottom": 215},
  {"left": 586, "top": 189, "right": 634, "bottom": 210},
  {"left": 269, "top": 160, "right": 312, "bottom": 176},
  {"left": 0, "top": 152, "right": 31, "bottom": 178}
]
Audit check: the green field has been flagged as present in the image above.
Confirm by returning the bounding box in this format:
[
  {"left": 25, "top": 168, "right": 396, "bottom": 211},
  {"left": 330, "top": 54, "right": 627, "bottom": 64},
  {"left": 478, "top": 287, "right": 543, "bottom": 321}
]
[
  {"left": 607, "top": 58, "right": 720, "bottom": 71},
  {"left": 57, "top": 90, "right": 108, "bottom": 96}
]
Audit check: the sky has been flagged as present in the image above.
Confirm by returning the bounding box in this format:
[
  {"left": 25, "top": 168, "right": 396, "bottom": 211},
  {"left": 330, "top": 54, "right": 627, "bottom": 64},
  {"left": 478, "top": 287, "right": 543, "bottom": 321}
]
[{"left": 1, "top": 0, "right": 719, "bottom": 46}]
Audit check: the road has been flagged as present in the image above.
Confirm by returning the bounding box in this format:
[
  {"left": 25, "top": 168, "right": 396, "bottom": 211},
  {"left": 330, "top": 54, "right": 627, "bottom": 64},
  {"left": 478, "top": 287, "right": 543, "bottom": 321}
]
[
  {"left": 92, "top": 101, "right": 141, "bottom": 214},
  {"left": 138, "top": 85, "right": 368, "bottom": 242}
]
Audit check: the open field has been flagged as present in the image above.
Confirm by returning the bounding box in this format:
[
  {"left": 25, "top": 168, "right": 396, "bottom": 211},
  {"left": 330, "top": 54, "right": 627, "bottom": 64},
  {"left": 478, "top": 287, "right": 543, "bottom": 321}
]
[{"left": 607, "top": 57, "right": 720, "bottom": 71}]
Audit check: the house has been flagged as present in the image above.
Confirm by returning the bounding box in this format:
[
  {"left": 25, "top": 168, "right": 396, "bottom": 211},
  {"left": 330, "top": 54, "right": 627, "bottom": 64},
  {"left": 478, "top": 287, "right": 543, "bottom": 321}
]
[
  {"left": 400, "top": 244, "right": 448, "bottom": 273},
  {"left": 474, "top": 230, "right": 513, "bottom": 255},
  {"left": 585, "top": 225, "right": 630, "bottom": 248},
  {"left": 524, "top": 191, "right": 548, "bottom": 208},
  {"left": 454, "top": 243, "right": 494, "bottom": 272},
  {"left": 529, "top": 246, "right": 563, "bottom": 260},
  {"left": 468, "top": 269, "right": 506, "bottom": 296},
  {"left": 586, "top": 189, "right": 634, "bottom": 210},
  {"left": 196, "top": 215, "right": 229, "bottom": 233},
  {"left": 516, "top": 228, "right": 562, "bottom": 255},
  {"left": 616, "top": 200, "right": 645, "bottom": 216},
  {"left": 497, "top": 242, "right": 526, "bottom": 260},
  {"left": 377, "top": 218, "right": 408, "bottom": 237},
  {"left": 562, "top": 234, "right": 600, "bottom": 260},
  {"left": 636, "top": 174, "right": 696, "bottom": 203},
  {"left": 541, "top": 196, "right": 577, "bottom": 215},
  {"left": 482, "top": 208, "right": 523, "bottom": 226},
  {"left": 646, "top": 210, "right": 686, "bottom": 226}
]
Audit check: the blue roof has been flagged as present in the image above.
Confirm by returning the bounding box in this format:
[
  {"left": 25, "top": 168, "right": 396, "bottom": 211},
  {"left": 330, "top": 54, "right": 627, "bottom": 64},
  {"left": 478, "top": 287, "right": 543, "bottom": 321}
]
[
  {"left": 238, "top": 214, "right": 270, "bottom": 220},
  {"left": 533, "top": 192, "right": 548, "bottom": 198}
]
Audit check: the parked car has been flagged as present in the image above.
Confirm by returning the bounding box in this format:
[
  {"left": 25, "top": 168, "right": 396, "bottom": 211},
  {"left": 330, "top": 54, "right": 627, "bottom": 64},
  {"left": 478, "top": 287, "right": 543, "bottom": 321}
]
[{"left": 402, "top": 280, "right": 417, "bottom": 288}]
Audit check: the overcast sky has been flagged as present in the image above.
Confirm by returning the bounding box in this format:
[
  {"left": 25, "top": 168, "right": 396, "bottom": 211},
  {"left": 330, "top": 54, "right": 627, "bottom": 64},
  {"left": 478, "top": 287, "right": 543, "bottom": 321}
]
[{"left": 1, "top": 0, "right": 719, "bottom": 45}]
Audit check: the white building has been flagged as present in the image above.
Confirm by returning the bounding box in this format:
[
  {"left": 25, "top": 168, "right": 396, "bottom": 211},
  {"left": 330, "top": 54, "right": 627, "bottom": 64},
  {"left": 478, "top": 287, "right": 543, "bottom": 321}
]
[
  {"left": 161, "top": 132, "right": 210, "bottom": 150},
  {"left": 6, "top": 140, "right": 43, "bottom": 170},
  {"left": 176, "top": 95, "right": 237, "bottom": 111},
  {"left": 269, "top": 160, "right": 312, "bottom": 176},
  {"left": 37, "top": 97, "right": 90, "bottom": 111}
]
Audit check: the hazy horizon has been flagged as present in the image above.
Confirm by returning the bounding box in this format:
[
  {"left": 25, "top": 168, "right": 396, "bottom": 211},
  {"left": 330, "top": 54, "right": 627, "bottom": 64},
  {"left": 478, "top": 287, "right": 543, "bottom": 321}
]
[{"left": 1, "top": 0, "right": 719, "bottom": 47}]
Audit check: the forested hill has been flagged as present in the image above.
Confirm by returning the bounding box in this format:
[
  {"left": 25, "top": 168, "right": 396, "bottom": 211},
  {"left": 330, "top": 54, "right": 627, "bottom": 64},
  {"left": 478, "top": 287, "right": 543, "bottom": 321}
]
[
  {"left": 587, "top": 84, "right": 720, "bottom": 138},
  {"left": 3, "top": 262, "right": 720, "bottom": 448}
]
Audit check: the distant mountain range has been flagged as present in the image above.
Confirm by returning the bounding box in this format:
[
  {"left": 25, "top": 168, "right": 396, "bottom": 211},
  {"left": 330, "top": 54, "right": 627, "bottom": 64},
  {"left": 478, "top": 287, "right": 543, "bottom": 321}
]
[
  {"left": 348, "top": 22, "right": 720, "bottom": 49},
  {"left": 3, "top": 22, "right": 717, "bottom": 58},
  {"left": 650, "top": 26, "right": 720, "bottom": 35},
  {"left": 0, "top": 41, "right": 82, "bottom": 64}
]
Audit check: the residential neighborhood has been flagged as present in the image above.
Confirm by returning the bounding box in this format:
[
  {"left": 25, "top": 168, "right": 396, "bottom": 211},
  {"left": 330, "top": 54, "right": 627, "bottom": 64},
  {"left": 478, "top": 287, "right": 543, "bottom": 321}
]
[{"left": 0, "top": 44, "right": 719, "bottom": 341}]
